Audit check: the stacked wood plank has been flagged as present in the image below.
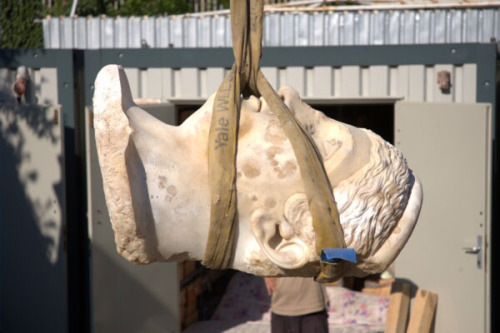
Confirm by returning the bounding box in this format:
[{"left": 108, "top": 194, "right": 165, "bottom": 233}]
[
  {"left": 362, "top": 279, "right": 438, "bottom": 333},
  {"left": 179, "top": 261, "right": 202, "bottom": 331}
]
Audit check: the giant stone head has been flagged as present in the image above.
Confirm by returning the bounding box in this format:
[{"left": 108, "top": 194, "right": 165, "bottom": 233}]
[{"left": 93, "top": 65, "right": 422, "bottom": 278}]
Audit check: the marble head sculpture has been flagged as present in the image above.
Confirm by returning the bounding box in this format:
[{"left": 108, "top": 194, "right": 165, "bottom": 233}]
[{"left": 93, "top": 65, "right": 423, "bottom": 278}]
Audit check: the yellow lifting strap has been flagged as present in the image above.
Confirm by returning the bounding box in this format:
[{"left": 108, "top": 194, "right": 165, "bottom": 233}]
[{"left": 203, "top": 0, "right": 347, "bottom": 283}]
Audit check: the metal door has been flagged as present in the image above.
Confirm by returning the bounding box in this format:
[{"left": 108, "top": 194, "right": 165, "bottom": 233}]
[
  {"left": 394, "top": 101, "right": 491, "bottom": 332},
  {"left": 86, "top": 103, "right": 180, "bottom": 333}
]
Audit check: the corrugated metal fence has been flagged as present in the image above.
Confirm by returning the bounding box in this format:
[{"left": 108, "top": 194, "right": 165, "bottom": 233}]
[{"left": 43, "top": 7, "right": 500, "bottom": 49}]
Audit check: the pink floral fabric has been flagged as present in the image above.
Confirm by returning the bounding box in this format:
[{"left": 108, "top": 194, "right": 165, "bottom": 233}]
[
  {"left": 325, "top": 286, "right": 389, "bottom": 327},
  {"left": 210, "top": 272, "right": 388, "bottom": 331},
  {"left": 211, "top": 272, "right": 271, "bottom": 322}
]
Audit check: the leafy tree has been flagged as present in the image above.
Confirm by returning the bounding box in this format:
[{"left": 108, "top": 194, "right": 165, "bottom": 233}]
[
  {"left": 41, "top": 0, "right": 111, "bottom": 17},
  {"left": 44, "top": 0, "right": 194, "bottom": 17},
  {"left": 0, "top": 0, "right": 223, "bottom": 48},
  {"left": 76, "top": 0, "right": 113, "bottom": 16},
  {"left": 111, "top": 0, "right": 192, "bottom": 16},
  {"left": 0, "top": 0, "right": 44, "bottom": 48}
]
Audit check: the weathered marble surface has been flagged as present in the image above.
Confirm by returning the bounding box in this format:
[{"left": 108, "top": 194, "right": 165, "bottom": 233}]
[{"left": 93, "top": 65, "right": 423, "bottom": 277}]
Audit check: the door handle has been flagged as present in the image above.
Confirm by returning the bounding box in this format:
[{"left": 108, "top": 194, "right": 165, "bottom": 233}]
[
  {"left": 463, "top": 236, "right": 482, "bottom": 269},
  {"left": 463, "top": 246, "right": 481, "bottom": 254}
]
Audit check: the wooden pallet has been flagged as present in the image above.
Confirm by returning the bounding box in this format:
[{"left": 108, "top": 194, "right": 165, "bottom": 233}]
[{"left": 362, "top": 280, "right": 438, "bottom": 333}]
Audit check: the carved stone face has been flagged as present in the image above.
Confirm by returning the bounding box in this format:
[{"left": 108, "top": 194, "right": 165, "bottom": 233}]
[{"left": 93, "top": 65, "right": 423, "bottom": 278}]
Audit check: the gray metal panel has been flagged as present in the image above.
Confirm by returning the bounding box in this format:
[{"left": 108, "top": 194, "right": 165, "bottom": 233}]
[
  {"left": 368, "top": 65, "right": 389, "bottom": 97},
  {"left": 101, "top": 17, "right": 115, "bottom": 49},
  {"left": 0, "top": 69, "right": 15, "bottom": 104},
  {"left": 47, "top": 18, "right": 61, "bottom": 48},
  {"left": 394, "top": 101, "right": 491, "bottom": 332},
  {"left": 339, "top": 66, "right": 361, "bottom": 97},
  {"left": 161, "top": 68, "right": 174, "bottom": 99},
  {"left": 74, "top": 17, "right": 88, "bottom": 49},
  {"left": 261, "top": 67, "right": 279, "bottom": 90},
  {"left": 1, "top": 104, "right": 67, "bottom": 332},
  {"left": 43, "top": 8, "right": 500, "bottom": 49},
  {"left": 141, "top": 68, "right": 163, "bottom": 100},
  {"left": 86, "top": 106, "right": 179, "bottom": 333},
  {"left": 142, "top": 16, "right": 157, "bottom": 48},
  {"left": 205, "top": 68, "right": 225, "bottom": 97},
  {"left": 184, "top": 17, "right": 198, "bottom": 48},
  {"left": 128, "top": 17, "right": 142, "bottom": 48},
  {"left": 198, "top": 16, "right": 212, "bottom": 48},
  {"left": 171, "top": 17, "right": 184, "bottom": 48},
  {"left": 79, "top": 42, "right": 496, "bottom": 134},
  {"left": 312, "top": 66, "right": 332, "bottom": 97},
  {"left": 110, "top": 60, "right": 478, "bottom": 119},
  {"left": 42, "top": 18, "right": 52, "bottom": 48},
  {"left": 463, "top": 64, "right": 478, "bottom": 103},
  {"left": 38, "top": 68, "right": 59, "bottom": 106},
  {"left": 60, "top": 17, "right": 74, "bottom": 49},
  {"left": 408, "top": 65, "right": 425, "bottom": 101},
  {"left": 88, "top": 17, "right": 101, "bottom": 50},
  {"left": 115, "top": 17, "right": 128, "bottom": 48},
  {"left": 124, "top": 68, "right": 140, "bottom": 97},
  {"left": 157, "top": 17, "right": 170, "bottom": 48},
  {"left": 76, "top": 44, "right": 497, "bottom": 132}
]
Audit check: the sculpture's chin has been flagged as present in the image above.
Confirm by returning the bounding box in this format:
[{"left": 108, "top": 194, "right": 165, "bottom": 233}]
[{"left": 345, "top": 173, "right": 423, "bottom": 277}]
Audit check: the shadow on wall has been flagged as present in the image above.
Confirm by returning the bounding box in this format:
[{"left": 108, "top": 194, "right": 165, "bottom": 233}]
[
  {"left": 87, "top": 105, "right": 179, "bottom": 333},
  {"left": 0, "top": 103, "right": 66, "bottom": 332}
]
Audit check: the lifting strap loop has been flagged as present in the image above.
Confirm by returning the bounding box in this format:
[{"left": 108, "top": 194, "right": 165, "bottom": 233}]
[{"left": 203, "top": 0, "right": 347, "bottom": 282}]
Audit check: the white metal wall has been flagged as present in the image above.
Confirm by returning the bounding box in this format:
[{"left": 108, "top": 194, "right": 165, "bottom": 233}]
[
  {"left": 43, "top": 8, "right": 500, "bottom": 49},
  {"left": 122, "top": 64, "right": 478, "bottom": 104}
]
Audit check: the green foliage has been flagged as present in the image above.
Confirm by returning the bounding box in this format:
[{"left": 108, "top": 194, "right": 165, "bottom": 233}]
[
  {"left": 218, "top": 0, "right": 230, "bottom": 9},
  {"left": 0, "top": 0, "right": 207, "bottom": 48},
  {"left": 41, "top": 0, "right": 109, "bottom": 17},
  {"left": 76, "top": 0, "right": 113, "bottom": 17},
  {"left": 0, "top": 0, "right": 44, "bottom": 48},
  {"left": 41, "top": 0, "right": 194, "bottom": 17},
  {"left": 110, "top": 0, "right": 192, "bottom": 16}
]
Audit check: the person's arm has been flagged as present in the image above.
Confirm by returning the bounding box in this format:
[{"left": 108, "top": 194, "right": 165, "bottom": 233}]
[{"left": 264, "top": 277, "right": 277, "bottom": 295}]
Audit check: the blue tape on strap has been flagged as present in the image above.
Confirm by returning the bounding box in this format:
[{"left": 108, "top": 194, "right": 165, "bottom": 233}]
[{"left": 321, "top": 248, "right": 357, "bottom": 264}]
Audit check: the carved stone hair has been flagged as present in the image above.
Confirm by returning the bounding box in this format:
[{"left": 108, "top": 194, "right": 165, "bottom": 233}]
[
  {"left": 334, "top": 131, "right": 412, "bottom": 258},
  {"left": 282, "top": 131, "right": 412, "bottom": 262}
]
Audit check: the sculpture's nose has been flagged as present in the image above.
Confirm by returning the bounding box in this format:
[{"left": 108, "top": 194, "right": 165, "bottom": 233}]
[{"left": 242, "top": 95, "right": 262, "bottom": 113}]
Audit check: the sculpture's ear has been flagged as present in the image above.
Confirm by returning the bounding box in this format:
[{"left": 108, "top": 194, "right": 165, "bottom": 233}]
[{"left": 250, "top": 209, "right": 309, "bottom": 269}]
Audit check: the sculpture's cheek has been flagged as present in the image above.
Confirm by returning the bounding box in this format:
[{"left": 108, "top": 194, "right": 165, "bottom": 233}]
[
  {"left": 158, "top": 175, "right": 167, "bottom": 189},
  {"left": 167, "top": 185, "right": 177, "bottom": 197},
  {"left": 266, "top": 146, "right": 284, "bottom": 160},
  {"left": 317, "top": 138, "right": 343, "bottom": 161},
  {"left": 154, "top": 176, "right": 179, "bottom": 202},
  {"left": 273, "top": 160, "right": 297, "bottom": 179},
  {"left": 265, "top": 119, "right": 287, "bottom": 144},
  {"left": 264, "top": 198, "right": 277, "bottom": 209},
  {"left": 238, "top": 112, "right": 254, "bottom": 139},
  {"left": 242, "top": 161, "right": 261, "bottom": 178}
]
